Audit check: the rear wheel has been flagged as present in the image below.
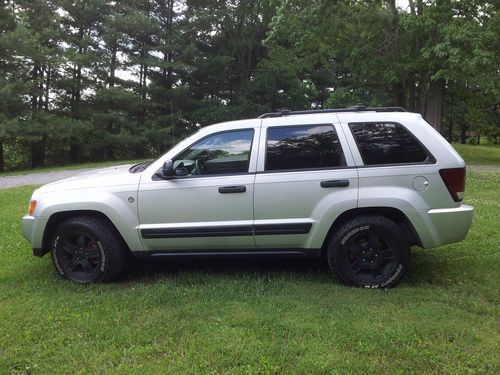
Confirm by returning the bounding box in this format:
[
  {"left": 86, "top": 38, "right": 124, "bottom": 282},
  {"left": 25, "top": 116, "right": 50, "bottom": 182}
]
[
  {"left": 327, "top": 215, "right": 410, "bottom": 288},
  {"left": 51, "top": 216, "right": 127, "bottom": 283}
]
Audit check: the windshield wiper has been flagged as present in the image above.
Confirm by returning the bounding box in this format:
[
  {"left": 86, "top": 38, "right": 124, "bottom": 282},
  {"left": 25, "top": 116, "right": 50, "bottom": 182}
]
[{"left": 129, "top": 161, "right": 152, "bottom": 173}]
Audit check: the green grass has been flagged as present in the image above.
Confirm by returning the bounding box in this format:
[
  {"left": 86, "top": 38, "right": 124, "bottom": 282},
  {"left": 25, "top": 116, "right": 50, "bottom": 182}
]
[
  {"left": 1, "top": 172, "right": 499, "bottom": 374},
  {"left": 0, "top": 159, "right": 148, "bottom": 177},
  {"left": 452, "top": 143, "right": 500, "bottom": 165}
]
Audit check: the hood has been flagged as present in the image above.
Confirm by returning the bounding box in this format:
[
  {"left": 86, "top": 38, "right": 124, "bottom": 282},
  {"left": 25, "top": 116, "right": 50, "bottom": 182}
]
[{"left": 36, "top": 164, "right": 142, "bottom": 194}]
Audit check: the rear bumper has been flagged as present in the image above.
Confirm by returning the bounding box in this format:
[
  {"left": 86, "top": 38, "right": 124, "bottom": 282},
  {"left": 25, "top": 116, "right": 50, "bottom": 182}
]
[{"left": 409, "top": 204, "right": 474, "bottom": 248}]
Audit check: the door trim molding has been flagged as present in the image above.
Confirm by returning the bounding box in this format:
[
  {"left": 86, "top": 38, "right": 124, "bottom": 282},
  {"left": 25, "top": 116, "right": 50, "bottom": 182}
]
[{"left": 140, "top": 222, "right": 312, "bottom": 239}]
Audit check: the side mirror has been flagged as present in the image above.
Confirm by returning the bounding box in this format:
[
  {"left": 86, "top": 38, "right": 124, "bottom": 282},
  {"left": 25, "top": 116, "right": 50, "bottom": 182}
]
[{"left": 159, "top": 159, "right": 175, "bottom": 179}]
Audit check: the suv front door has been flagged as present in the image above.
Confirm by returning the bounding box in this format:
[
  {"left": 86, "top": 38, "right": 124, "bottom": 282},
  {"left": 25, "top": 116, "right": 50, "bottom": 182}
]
[{"left": 138, "top": 126, "right": 260, "bottom": 252}]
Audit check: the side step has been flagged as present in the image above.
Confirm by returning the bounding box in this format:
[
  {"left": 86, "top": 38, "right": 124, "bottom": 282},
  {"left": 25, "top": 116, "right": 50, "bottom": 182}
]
[{"left": 133, "top": 249, "right": 321, "bottom": 259}]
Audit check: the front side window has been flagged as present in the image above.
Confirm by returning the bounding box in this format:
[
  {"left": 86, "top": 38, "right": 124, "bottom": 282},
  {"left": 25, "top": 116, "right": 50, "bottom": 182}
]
[
  {"left": 265, "top": 125, "right": 346, "bottom": 171},
  {"left": 349, "top": 122, "right": 431, "bottom": 165},
  {"left": 173, "top": 129, "right": 253, "bottom": 176}
]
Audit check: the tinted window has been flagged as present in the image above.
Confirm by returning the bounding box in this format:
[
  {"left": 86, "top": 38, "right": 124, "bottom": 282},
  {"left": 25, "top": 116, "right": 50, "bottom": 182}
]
[
  {"left": 266, "top": 125, "right": 345, "bottom": 171},
  {"left": 173, "top": 129, "right": 253, "bottom": 176},
  {"left": 349, "top": 122, "right": 430, "bottom": 165}
]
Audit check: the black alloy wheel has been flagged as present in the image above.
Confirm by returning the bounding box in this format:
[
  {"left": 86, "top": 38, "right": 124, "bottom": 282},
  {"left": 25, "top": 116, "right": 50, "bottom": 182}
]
[
  {"left": 328, "top": 215, "right": 410, "bottom": 288},
  {"left": 51, "top": 216, "right": 128, "bottom": 283},
  {"left": 343, "top": 231, "right": 398, "bottom": 283},
  {"left": 55, "top": 232, "right": 103, "bottom": 281}
]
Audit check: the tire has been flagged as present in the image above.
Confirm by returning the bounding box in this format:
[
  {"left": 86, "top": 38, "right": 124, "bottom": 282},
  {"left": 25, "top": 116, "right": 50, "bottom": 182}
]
[
  {"left": 50, "top": 216, "right": 128, "bottom": 283},
  {"left": 327, "top": 215, "right": 410, "bottom": 288}
]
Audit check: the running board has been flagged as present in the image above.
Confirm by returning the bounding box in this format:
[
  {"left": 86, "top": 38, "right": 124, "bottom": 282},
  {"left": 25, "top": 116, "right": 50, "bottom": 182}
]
[{"left": 133, "top": 249, "right": 321, "bottom": 259}]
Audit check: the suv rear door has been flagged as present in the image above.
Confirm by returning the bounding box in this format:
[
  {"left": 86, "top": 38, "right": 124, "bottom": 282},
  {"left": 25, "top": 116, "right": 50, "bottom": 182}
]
[{"left": 253, "top": 115, "right": 358, "bottom": 252}]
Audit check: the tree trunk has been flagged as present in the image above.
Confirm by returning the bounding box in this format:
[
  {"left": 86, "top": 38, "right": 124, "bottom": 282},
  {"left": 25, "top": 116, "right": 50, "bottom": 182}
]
[
  {"left": 460, "top": 125, "right": 467, "bottom": 144},
  {"left": 388, "top": 0, "right": 397, "bottom": 16},
  {"left": 38, "top": 66, "right": 44, "bottom": 108},
  {"left": 106, "top": 42, "right": 117, "bottom": 160},
  {"left": 163, "top": 0, "right": 174, "bottom": 86},
  {"left": 425, "top": 79, "right": 445, "bottom": 134},
  {"left": 31, "top": 136, "right": 46, "bottom": 168},
  {"left": 45, "top": 66, "right": 50, "bottom": 110},
  {"left": 393, "top": 83, "right": 405, "bottom": 107},
  {"left": 408, "top": 0, "right": 416, "bottom": 14},
  {"left": 246, "top": 39, "right": 254, "bottom": 80},
  {"left": 31, "top": 64, "right": 38, "bottom": 109},
  {"left": 448, "top": 118, "right": 453, "bottom": 142},
  {"left": 30, "top": 63, "right": 46, "bottom": 167},
  {"left": 0, "top": 140, "right": 4, "bottom": 173},
  {"left": 408, "top": 80, "right": 416, "bottom": 111},
  {"left": 69, "top": 28, "right": 85, "bottom": 163},
  {"left": 416, "top": 81, "right": 427, "bottom": 115},
  {"left": 69, "top": 144, "right": 80, "bottom": 163},
  {"left": 417, "top": 0, "right": 424, "bottom": 15},
  {"left": 69, "top": 62, "right": 81, "bottom": 163},
  {"left": 109, "top": 42, "right": 117, "bottom": 88},
  {"left": 106, "top": 143, "right": 114, "bottom": 160}
]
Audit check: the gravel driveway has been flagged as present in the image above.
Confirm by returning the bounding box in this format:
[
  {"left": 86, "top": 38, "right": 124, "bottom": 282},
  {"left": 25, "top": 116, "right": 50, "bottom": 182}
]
[
  {"left": 1, "top": 164, "right": 498, "bottom": 190},
  {"left": 0, "top": 168, "right": 100, "bottom": 190}
]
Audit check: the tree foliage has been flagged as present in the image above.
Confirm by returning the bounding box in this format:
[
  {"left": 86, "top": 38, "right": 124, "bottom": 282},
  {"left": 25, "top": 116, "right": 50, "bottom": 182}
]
[{"left": 0, "top": 0, "right": 498, "bottom": 171}]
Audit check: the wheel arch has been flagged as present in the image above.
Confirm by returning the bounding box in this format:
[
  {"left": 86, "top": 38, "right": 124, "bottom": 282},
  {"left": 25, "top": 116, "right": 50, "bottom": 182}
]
[
  {"left": 321, "top": 207, "right": 422, "bottom": 255},
  {"left": 42, "top": 210, "right": 132, "bottom": 254}
]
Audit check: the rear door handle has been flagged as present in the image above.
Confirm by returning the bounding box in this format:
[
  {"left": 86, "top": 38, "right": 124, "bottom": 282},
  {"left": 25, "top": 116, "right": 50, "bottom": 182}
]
[
  {"left": 218, "top": 185, "right": 247, "bottom": 194},
  {"left": 320, "top": 180, "right": 350, "bottom": 188}
]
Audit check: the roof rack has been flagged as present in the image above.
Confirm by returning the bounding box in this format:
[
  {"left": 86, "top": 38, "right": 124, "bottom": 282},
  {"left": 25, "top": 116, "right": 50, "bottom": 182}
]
[{"left": 258, "top": 105, "right": 407, "bottom": 119}]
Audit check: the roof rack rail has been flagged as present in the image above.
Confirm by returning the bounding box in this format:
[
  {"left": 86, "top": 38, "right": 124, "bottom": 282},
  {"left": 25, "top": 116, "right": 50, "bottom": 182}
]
[{"left": 258, "top": 106, "right": 407, "bottom": 119}]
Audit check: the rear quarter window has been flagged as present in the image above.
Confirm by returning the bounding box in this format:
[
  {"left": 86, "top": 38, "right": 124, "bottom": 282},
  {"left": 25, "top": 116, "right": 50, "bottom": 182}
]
[{"left": 349, "top": 122, "right": 433, "bottom": 165}]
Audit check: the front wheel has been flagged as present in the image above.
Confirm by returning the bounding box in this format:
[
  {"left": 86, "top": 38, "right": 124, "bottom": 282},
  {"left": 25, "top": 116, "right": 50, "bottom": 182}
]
[
  {"left": 51, "top": 216, "right": 127, "bottom": 283},
  {"left": 327, "top": 215, "right": 410, "bottom": 288}
]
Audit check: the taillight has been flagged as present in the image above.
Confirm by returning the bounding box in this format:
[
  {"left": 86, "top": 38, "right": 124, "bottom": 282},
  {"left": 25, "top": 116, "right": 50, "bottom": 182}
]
[{"left": 439, "top": 168, "right": 466, "bottom": 202}]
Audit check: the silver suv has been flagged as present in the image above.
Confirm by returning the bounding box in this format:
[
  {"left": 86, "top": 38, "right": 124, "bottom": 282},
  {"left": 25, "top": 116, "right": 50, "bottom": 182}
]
[{"left": 22, "top": 107, "right": 474, "bottom": 288}]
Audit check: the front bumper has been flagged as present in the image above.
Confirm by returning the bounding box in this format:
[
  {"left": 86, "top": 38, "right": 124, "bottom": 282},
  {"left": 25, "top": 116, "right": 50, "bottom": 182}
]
[
  {"left": 22, "top": 215, "right": 49, "bottom": 251},
  {"left": 33, "top": 248, "right": 50, "bottom": 257}
]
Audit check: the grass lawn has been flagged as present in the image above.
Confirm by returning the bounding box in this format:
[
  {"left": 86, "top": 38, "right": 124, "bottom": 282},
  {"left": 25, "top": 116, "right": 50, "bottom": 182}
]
[
  {"left": 452, "top": 143, "right": 500, "bottom": 165},
  {"left": 0, "top": 172, "right": 499, "bottom": 374}
]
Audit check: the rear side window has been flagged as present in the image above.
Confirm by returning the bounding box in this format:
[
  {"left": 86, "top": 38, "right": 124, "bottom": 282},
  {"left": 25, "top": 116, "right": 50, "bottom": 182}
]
[
  {"left": 349, "top": 122, "right": 431, "bottom": 165},
  {"left": 266, "top": 124, "right": 345, "bottom": 171}
]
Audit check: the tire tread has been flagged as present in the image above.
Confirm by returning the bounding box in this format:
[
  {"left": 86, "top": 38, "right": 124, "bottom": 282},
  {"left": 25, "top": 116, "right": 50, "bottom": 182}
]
[
  {"left": 51, "top": 215, "right": 127, "bottom": 283},
  {"left": 327, "top": 215, "right": 410, "bottom": 288}
]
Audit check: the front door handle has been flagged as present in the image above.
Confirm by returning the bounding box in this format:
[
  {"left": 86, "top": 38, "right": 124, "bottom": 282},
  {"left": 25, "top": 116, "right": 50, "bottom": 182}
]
[
  {"left": 218, "top": 185, "right": 247, "bottom": 194},
  {"left": 320, "top": 180, "right": 350, "bottom": 188}
]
